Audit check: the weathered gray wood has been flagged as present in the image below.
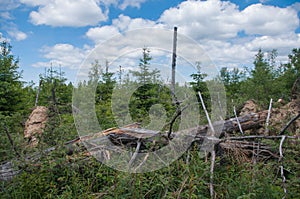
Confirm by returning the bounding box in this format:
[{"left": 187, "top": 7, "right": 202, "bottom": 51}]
[
  {"left": 171, "top": 26, "right": 178, "bottom": 98},
  {"left": 0, "top": 162, "right": 21, "bottom": 181}
]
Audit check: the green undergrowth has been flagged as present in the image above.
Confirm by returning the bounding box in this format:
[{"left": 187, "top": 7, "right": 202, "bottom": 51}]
[{"left": 1, "top": 144, "right": 299, "bottom": 199}]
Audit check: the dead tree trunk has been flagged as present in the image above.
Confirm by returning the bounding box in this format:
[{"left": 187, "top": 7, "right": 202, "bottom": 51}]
[{"left": 171, "top": 26, "right": 177, "bottom": 100}]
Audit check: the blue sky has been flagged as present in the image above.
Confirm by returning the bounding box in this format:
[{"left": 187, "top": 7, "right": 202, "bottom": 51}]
[{"left": 1, "top": 0, "right": 300, "bottom": 84}]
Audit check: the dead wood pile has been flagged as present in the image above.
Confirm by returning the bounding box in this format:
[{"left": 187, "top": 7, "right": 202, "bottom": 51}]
[{"left": 1, "top": 98, "right": 299, "bottom": 181}]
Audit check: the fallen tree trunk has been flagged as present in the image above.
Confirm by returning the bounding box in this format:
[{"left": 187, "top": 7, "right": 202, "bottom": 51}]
[{"left": 102, "top": 111, "right": 269, "bottom": 146}]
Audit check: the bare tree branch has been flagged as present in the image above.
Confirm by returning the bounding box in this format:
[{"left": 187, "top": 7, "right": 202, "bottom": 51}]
[
  {"left": 279, "top": 113, "right": 300, "bottom": 135},
  {"left": 198, "top": 91, "right": 215, "bottom": 199},
  {"left": 279, "top": 136, "right": 287, "bottom": 199},
  {"left": 265, "top": 98, "right": 273, "bottom": 134},
  {"left": 4, "top": 124, "right": 20, "bottom": 157},
  {"left": 234, "top": 105, "right": 244, "bottom": 135}
]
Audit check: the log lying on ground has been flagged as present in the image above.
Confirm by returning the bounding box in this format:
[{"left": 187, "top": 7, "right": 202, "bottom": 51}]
[{"left": 101, "top": 111, "right": 269, "bottom": 146}]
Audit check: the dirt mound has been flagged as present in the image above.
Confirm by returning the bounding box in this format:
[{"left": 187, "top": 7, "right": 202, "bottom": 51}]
[{"left": 24, "top": 106, "right": 48, "bottom": 146}]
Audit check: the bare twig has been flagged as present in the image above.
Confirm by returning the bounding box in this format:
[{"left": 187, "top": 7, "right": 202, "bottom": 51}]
[
  {"left": 128, "top": 140, "right": 141, "bottom": 169},
  {"left": 225, "top": 135, "right": 297, "bottom": 140},
  {"left": 279, "top": 136, "right": 287, "bottom": 199},
  {"left": 279, "top": 136, "right": 285, "bottom": 160},
  {"left": 185, "top": 150, "right": 190, "bottom": 164},
  {"left": 4, "top": 124, "right": 20, "bottom": 157},
  {"left": 217, "top": 92, "right": 224, "bottom": 120},
  {"left": 198, "top": 92, "right": 215, "bottom": 134},
  {"left": 166, "top": 104, "right": 189, "bottom": 139},
  {"left": 176, "top": 176, "right": 189, "bottom": 199},
  {"left": 35, "top": 79, "right": 42, "bottom": 107},
  {"left": 134, "top": 153, "right": 149, "bottom": 172},
  {"left": 279, "top": 113, "right": 300, "bottom": 135},
  {"left": 210, "top": 150, "right": 216, "bottom": 198},
  {"left": 265, "top": 98, "right": 273, "bottom": 134},
  {"left": 198, "top": 91, "right": 215, "bottom": 199},
  {"left": 252, "top": 141, "right": 259, "bottom": 164},
  {"left": 233, "top": 105, "right": 244, "bottom": 135}
]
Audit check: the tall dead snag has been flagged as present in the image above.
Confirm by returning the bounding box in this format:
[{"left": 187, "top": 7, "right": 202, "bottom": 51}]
[
  {"left": 168, "top": 26, "right": 180, "bottom": 139},
  {"left": 171, "top": 26, "right": 177, "bottom": 100},
  {"left": 35, "top": 79, "right": 43, "bottom": 107}
]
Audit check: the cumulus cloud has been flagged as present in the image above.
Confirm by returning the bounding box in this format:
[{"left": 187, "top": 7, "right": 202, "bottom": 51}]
[
  {"left": 1, "top": 20, "right": 28, "bottom": 41},
  {"left": 35, "top": 0, "right": 300, "bottom": 73},
  {"left": 19, "top": 0, "right": 48, "bottom": 6},
  {"left": 21, "top": 0, "right": 149, "bottom": 27},
  {"left": 25, "top": 0, "right": 107, "bottom": 27},
  {"left": 0, "top": 0, "right": 20, "bottom": 10},
  {"left": 159, "top": 0, "right": 299, "bottom": 40},
  {"left": 33, "top": 44, "right": 88, "bottom": 69},
  {"left": 113, "top": 14, "right": 164, "bottom": 31},
  {"left": 159, "top": 0, "right": 241, "bottom": 40},
  {"left": 86, "top": 26, "right": 121, "bottom": 43},
  {"left": 0, "top": 0, "right": 28, "bottom": 41},
  {"left": 246, "top": 34, "right": 300, "bottom": 50},
  {"left": 7, "top": 29, "right": 27, "bottom": 41},
  {"left": 86, "top": 14, "right": 165, "bottom": 44},
  {"left": 0, "top": 32, "right": 7, "bottom": 42},
  {"left": 156, "top": 0, "right": 300, "bottom": 67},
  {"left": 0, "top": 11, "right": 12, "bottom": 20},
  {"left": 241, "top": 3, "right": 299, "bottom": 36},
  {"left": 119, "top": 0, "right": 146, "bottom": 10}
]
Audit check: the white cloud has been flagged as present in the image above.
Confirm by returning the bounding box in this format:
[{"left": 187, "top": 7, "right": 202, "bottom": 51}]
[
  {"left": 86, "top": 26, "right": 121, "bottom": 43},
  {"left": 86, "top": 15, "right": 165, "bottom": 44},
  {"left": 0, "top": 11, "right": 12, "bottom": 20},
  {"left": 19, "top": 0, "right": 48, "bottom": 6},
  {"left": 159, "top": 0, "right": 241, "bottom": 40},
  {"left": 113, "top": 14, "right": 164, "bottom": 31},
  {"left": 0, "top": 32, "right": 7, "bottom": 42},
  {"left": 290, "top": 2, "right": 300, "bottom": 12},
  {"left": 247, "top": 34, "right": 300, "bottom": 50},
  {"left": 241, "top": 4, "right": 299, "bottom": 36},
  {"left": 0, "top": 0, "right": 28, "bottom": 41},
  {"left": 0, "top": 0, "right": 20, "bottom": 10},
  {"left": 119, "top": 0, "right": 146, "bottom": 10},
  {"left": 7, "top": 29, "right": 27, "bottom": 41},
  {"left": 35, "top": 0, "right": 300, "bottom": 76},
  {"left": 159, "top": 0, "right": 299, "bottom": 39},
  {"left": 155, "top": 0, "right": 300, "bottom": 69},
  {"left": 1, "top": 21, "right": 28, "bottom": 41},
  {"left": 33, "top": 44, "right": 88, "bottom": 69},
  {"left": 26, "top": 0, "right": 107, "bottom": 27},
  {"left": 21, "top": 0, "right": 149, "bottom": 27}
]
